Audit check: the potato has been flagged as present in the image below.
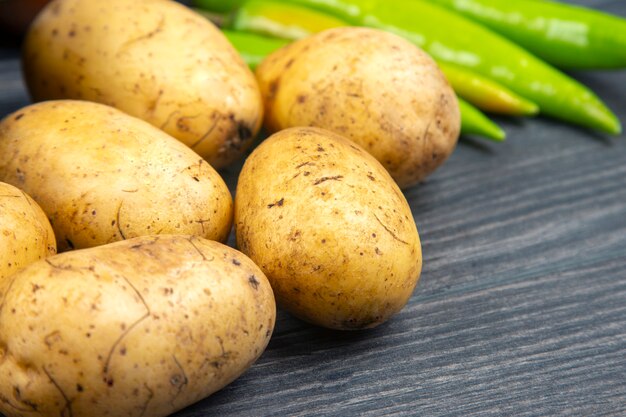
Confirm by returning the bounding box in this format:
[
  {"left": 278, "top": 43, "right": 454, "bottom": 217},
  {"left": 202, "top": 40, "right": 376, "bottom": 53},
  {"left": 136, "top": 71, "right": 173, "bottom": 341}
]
[
  {"left": 0, "top": 100, "right": 233, "bottom": 252},
  {"left": 0, "top": 235, "right": 276, "bottom": 417},
  {"left": 0, "top": 182, "right": 56, "bottom": 281},
  {"left": 22, "top": 0, "right": 263, "bottom": 169},
  {"left": 256, "top": 27, "right": 460, "bottom": 189},
  {"left": 235, "top": 127, "right": 422, "bottom": 330}
]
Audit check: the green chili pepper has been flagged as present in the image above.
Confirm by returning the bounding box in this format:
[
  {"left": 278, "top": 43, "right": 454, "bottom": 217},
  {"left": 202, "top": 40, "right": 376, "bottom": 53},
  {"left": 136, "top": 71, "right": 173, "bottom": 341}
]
[
  {"left": 193, "top": 0, "right": 245, "bottom": 14},
  {"left": 223, "top": 0, "right": 538, "bottom": 117},
  {"left": 221, "top": 29, "right": 505, "bottom": 142},
  {"left": 231, "top": 0, "right": 348, "bottom": 39},
  {"left": 439, "top": 62, "right": 537, "bottom": 116},
  {"left": 223, "top": 29, "right": 289, "bottom": 70},
  {"left": 429, "top": 0, "right": 626, "bottom": 70},
  {"left": 458, "top": 98, "right": 506, "bottom": 142},
  {"left": 273, "top": 0, "right": 621, "bottom": 135}
]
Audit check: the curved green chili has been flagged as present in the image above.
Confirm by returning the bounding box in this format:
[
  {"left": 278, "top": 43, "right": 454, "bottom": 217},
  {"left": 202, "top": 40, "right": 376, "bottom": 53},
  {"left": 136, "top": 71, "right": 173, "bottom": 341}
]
[
  {"left": 437, "top": 62, "right": 538, "bottom": 116},
  {"left": 223, "top": 30, "right": 289, "bottom": 70},
  {"left": 458, "top": 98, "right": 506, "bottom": 142},
  {"left": 429, "top": 0, "right": 626, "bottom": 70},
  {"left": 231, "top": 0, "right": 348, "bottom": 39},
  {"left": 193, "top": 0, "right": 245, "bottom": 14},
  {"left": 222, "top": 29, "right": 506, "bottom": 142},
  {"left": 276, "top": 0, "right": 621, "bottom": 134},
  {"left": 223, "top": 0, "right": 538, "bottom": 117}
]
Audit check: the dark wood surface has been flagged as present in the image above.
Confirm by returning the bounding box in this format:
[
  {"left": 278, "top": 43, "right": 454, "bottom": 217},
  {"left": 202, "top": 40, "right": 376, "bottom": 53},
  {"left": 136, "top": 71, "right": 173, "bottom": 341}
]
[{"left": 1, "top": 1, "right": 625, "bottom": 416}]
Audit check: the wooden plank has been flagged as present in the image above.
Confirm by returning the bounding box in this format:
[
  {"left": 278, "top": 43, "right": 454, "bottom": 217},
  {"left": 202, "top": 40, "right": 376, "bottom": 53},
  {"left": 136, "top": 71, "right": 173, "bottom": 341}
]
[{"left": 174, "top": 256, "right": 626, "bottom": 417}]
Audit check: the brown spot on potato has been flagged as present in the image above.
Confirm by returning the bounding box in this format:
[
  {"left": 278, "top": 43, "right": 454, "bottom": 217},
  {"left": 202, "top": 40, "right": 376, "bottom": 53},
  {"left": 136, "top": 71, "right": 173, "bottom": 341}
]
[
  {"left": 296, "top": 161, "right": 314, "bottom": 169},
  {"left": 314, "top": 175, "right": 343, "bottom": 185},
  {"left": 15, "top": 168, "right": 25, "bottom": 183},
  {"left": 170, "top": 374, "right": 184, "bottom": 386},
  {"left": 268, "top": 79, "right": 280, "bottom": 101},
  {"left": 44, "top": 330, "right": 62, "bottom": 348},
  {"left": 176, "top": 115, "right": 191, "bottom": 132},
  {"left": 248, "top": 275, "right": 260, "bottom": 290},
  {"left": 50, "top": 2, "right": 61, "bottom": 15},
  {"left": 288, "top": 230, "right": 301, "bottom": 241},
  {"left": 267, "top": 198, "right": 284, "bottom": 208}
]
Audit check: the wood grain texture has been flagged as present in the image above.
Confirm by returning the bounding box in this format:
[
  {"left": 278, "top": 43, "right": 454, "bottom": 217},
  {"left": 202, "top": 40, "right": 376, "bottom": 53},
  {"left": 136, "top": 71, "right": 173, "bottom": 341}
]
[{"left": 1, "top": 1, "right": 625, "bottom": 416}]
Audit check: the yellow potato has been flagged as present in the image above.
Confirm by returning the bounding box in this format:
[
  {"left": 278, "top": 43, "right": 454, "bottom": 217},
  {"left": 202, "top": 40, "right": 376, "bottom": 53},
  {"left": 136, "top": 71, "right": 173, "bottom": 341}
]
[
  {"left": 0, "top": 235, "right": 276, "bottom": 417},
  {"left": 22, "top": 0, "right": 263, "bottom": 169},
  {"left": 235, "top": 127, "right": 422, "bottom": 330},
  {"left": 0, "top": 100, "right": 233, "bottom": 252},
  {"left": 256, "top": 27, "right": 460, "bottom": 188},
  {"left": 0, "top": 182, "right": 56, "bottom": 281}
]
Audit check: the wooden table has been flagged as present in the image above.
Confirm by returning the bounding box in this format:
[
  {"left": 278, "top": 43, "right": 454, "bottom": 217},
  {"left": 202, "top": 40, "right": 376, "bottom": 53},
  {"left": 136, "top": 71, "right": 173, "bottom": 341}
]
[{"left": 1, "top": 1, "right": 625, "bottom": 415}]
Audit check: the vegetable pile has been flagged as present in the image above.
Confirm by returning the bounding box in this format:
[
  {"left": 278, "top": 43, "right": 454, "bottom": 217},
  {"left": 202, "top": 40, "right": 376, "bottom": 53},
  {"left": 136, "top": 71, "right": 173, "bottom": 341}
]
[
  {"left": 0, "top": 0, "right": 624, "bottom": 416},
  {"left": 196, "top": 0, "right": 625, "bottom": 140}
]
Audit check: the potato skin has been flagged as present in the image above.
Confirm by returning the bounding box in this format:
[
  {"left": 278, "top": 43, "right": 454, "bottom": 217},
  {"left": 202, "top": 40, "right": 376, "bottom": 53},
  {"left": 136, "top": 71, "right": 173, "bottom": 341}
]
[
  {"left": 0, "top": 235, "right": 276, "bottom": 417},
  {"left": 256, "top": 27, "right": 460, "bottom": 189},
  {"left": 0, "top": 182, "right": 56, "bottom": 281},
  {"left": 22, "top": 0, "right": 263, "bottom": 169},
  {"left": 0, "top": 100, "right": 233, "bottom": 252},
  {"left": 235, "top": 127, "right": 422, "bottom": 330}
]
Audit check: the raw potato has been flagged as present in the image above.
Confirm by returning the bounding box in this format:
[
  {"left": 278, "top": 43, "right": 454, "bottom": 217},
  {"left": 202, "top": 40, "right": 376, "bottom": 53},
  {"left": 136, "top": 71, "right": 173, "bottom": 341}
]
[
  {"left": 235, "top": 127, "right": 422, "bottom": 330},
  {"left": 0, "top": 235, "right": 276, "bottom": 417},
  {"left": 0, "top": 100, "right": 233, "bottom": 252},
  {"left": 0, "top": 182, "right": 56, "bottom": 281},
  {"left": 22, "top": 0, "right": 263, "bottom": 169},
  {"left": 256, "top": 27, "right": 460, "bottom": 188}
]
